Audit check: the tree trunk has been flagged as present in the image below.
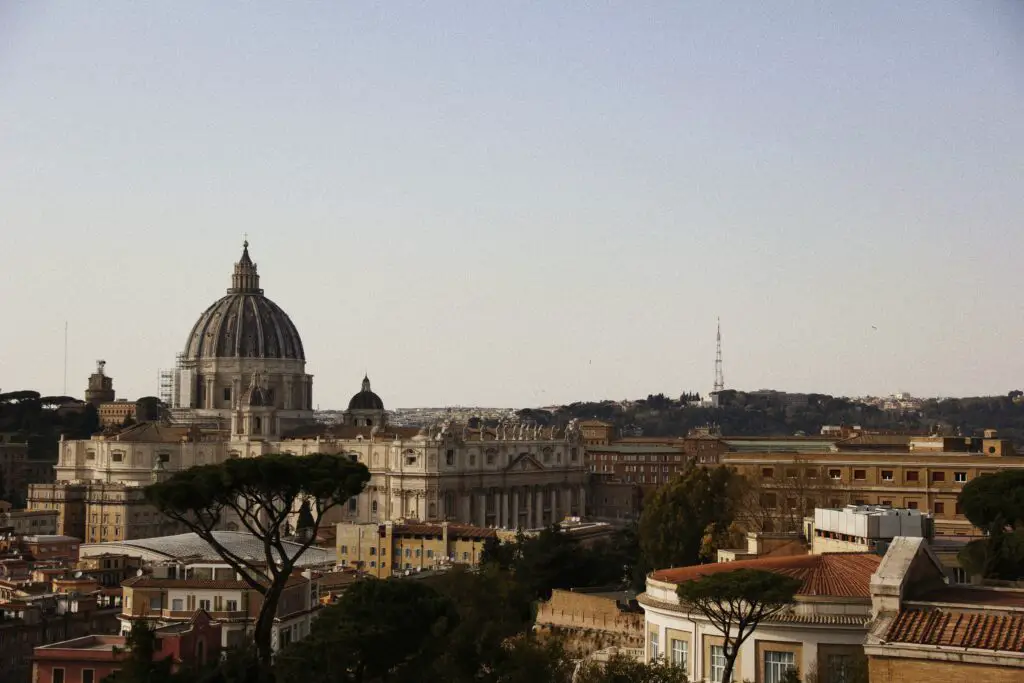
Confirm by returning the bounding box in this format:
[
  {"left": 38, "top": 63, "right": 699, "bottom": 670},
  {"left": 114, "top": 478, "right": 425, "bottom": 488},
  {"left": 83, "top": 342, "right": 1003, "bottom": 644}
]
[
  {"left": 253, "top": 581, "right": 287, "bottom": 680},
  {"left": 723, "top": 656, "right": 737, "bottom": 683}
]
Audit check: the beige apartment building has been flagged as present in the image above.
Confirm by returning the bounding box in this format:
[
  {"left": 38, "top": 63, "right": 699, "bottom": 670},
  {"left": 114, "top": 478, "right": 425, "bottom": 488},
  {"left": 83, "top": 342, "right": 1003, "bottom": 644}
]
[
  {"left": 336, "top": 520, "right": 496, "bottom": 578},
  {"left": 28, "top": 479, "right": 188, "bottom": 544},
  {"left": 723, "top": 433, "right": 1024, "bottom": 536}
]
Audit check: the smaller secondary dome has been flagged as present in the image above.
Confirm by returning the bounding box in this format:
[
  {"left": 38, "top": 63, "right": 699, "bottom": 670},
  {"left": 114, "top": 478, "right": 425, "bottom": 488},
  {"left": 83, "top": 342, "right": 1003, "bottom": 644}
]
[{"left": 348, "top": 375, "right": 384, "bottom": 411}]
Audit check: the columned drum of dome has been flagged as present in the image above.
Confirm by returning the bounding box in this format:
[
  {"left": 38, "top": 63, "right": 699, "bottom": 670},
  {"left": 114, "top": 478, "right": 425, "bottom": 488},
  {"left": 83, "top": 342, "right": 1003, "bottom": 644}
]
[{"left": 172, "top": 242, "right": 314, "bottom": 428}]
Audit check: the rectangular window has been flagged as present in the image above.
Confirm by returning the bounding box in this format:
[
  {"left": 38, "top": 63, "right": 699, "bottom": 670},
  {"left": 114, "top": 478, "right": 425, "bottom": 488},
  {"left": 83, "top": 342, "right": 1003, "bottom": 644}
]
[
  {"left": 53, "top": 670, "right": 65, "bottom": 683},
  {"left": 881, "top": 470, "right": 894, "bottom": 481},
  {"left": 709, "top": 645, "right": 726, "bottom": 683},
  {"left": 784, "top": 468, "right": 798, "bottom": 479},
  {"left": 223, "top": 388, "right": 231, "bottom": 401},
  {"left": 764, "top": 651, "right": 796, "bottom": 683},
  {"left": 853, "top": 469, "right": 866, "bottom": 480},
  {"left": 149, "top": 596, "right": 161, "bottom": 611},
  {"left": 805, "top": 468, "right": 818, "bottom": 479},
  {"left": 426, "top": 550, "right": 434, "bottom": 559},
  {"left": 670, "top": 638, "right": 688, "bottom": 672},
  {"left": 199, "top": 599, "right": 211, "bottom": 611},
  {"left": 112, "top": 453, "right": 124, "bottom": 462},
  {"left": 172, "top": 598, "right": 183, "bottom": 611},
  {"left": 828, "top": 469, "right": 842, "bottom": 480},
  {"left": 83, "top": 670, "right": 95, "bottom": 683},
  {"left": 649, "top": 631, "right": 659, "bottom": 661},
  {"left": 226, "top": 600, "right": 238, "bottom": 612},
  {"left": 340, "top": 545, "right": 348, "bottom": 554},
  {"left": 907, "top": 501, "right": 919, "bottom": 510},
  {"left": 348, "top": 498, "right": 357, "bottom": 513},
  {"left": 446, "top": 449, "right": 454, "bottom": 466},
  {"left": 932, "top": 471, "right": 946, "bottom": 482},
  {"left": 954, "top": 471, "right": 967, "bottom": 483},
  {"left": 906, "top": 471, "right": 919, "bottom": 482},
  {"left": 934, "top": 502, "right": 945, "bottom": 514},
  {"left": 761, "top": 467, "right": 774, "bottom": 479},
  {"left": 956, "top": 502, "right": 964, "bottom": 515}
]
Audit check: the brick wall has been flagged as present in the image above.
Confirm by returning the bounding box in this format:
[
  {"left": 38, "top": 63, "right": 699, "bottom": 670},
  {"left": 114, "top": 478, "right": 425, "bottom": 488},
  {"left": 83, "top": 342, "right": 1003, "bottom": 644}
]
[{"left": 870, "top": 656, "right": 1024, "bottom": 683}]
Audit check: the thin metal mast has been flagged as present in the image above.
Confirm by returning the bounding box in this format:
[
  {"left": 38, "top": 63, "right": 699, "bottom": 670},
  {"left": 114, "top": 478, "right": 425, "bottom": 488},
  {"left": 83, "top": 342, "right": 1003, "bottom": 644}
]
[
  {"left": 713, "top": 318, "right": 724, "bottom": 393},
  {"left": 63, "top": 321, "right": 68, "bottom": 395}
]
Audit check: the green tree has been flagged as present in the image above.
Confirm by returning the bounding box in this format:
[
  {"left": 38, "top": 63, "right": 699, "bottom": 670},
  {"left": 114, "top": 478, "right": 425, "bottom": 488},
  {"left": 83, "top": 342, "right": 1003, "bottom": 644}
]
[
  {"left": 957, "top": 470, "right": 1024, "bottom": 579},
  {"left": 480, "top": 535, "right": 515, "bottom": 570},
  {"left": 102, "top": 621, "right": 178, "bottom": 683},
  {"left": 274, "top": 578, "right": 458, "bottom": 683},
  {"left": 675, "top": 569, "right": 801, "bottom": 683},
  {"left": 491, "top": 636, "right": 575, "bottom": 683},
  {"left": 576, "top": 653, "right": 688, "bottom": 683},
  {"left": 638, "top": 463, "right": 738, "bottom": 569},
  {"left": 421, "top": 565, "right": 534, "bottom": 683},
  {"left": 145, "top": 453, "right": 370, "bottom": 677}
]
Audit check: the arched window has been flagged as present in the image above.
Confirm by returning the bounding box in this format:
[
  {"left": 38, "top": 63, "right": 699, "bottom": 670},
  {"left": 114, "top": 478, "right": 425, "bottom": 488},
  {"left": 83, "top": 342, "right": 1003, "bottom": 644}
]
[
  {"left": 371, "top": 500, "right": 378, "bottom": 514},
  {"left": 542, "top": 447, "right": 553, "bottom": 464},
  {"left": 485, "top": 449, "right": 496, "bottom": 465}
]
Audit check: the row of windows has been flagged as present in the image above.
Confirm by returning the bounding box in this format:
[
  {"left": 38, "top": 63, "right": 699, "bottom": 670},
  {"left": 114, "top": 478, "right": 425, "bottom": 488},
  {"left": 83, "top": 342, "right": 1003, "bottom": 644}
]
[
  {"left": 444, "top": 448, "right": 580, "bottom": 467},
  {"left": 51, "top": 669, "right": 94, "bottom": 683},
  {"left": 759, "top": 492, "right": 962, "bottom": 517},
  {"left": 650, "top": 633, "right": 837, "bottom": 683},
  {"left": 592, "top": 454, "right": 684, "bottom": 463},
  {"left": 761, "top": 466, "right": 971, "bottom": 484}
]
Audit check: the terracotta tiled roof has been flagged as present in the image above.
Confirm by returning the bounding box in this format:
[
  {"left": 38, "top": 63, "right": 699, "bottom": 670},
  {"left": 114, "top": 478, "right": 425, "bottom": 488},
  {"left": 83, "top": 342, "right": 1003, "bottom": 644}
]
[
  {"left": 886, "top": 609, "right": 1024, "bottom": 651},
  {"left": 651, "top": 553, "right": 881, "bottom": 599},
  {"left": 393, "top": 522, "right": 496, "bottom": 540},
  {"left": 637, "top": 593, "right": 870, "bottom": 627},
  {"left": 122, "top": 572, "right": 308, "bottom": 590},
  {"left": 109, "top": 423, "right": 192, "bottom": 443}
]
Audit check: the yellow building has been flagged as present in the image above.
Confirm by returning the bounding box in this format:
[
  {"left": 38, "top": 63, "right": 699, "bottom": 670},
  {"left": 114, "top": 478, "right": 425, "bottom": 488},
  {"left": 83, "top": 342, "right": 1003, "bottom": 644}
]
[
  {"left": 722, "top": 434, "right": 1024, "bottom": 536},
  {"left": 28, "top": 480, "right": 187, "bottom": 543},
  {"left": 336, "top": 520, "right": 495, "bottom": 578}
]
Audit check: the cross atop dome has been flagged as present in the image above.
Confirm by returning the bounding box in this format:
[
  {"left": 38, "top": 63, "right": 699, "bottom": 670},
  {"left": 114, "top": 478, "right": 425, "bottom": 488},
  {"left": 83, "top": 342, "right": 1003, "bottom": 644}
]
[{"left": 230, "top": 239, "right": 261, "bottom": 294}]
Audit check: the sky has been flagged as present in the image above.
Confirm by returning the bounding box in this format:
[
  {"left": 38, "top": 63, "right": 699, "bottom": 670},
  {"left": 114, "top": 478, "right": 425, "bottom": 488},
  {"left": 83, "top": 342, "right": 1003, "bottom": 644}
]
[{"left": 1, "top": 2, "right": 1022, "bottom": 409}]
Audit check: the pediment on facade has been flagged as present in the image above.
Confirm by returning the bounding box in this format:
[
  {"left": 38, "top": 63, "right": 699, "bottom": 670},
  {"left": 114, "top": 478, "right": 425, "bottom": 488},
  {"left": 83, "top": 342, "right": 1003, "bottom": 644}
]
[{"left": 506, "top": 453, "right": 544, "bottom": 472}]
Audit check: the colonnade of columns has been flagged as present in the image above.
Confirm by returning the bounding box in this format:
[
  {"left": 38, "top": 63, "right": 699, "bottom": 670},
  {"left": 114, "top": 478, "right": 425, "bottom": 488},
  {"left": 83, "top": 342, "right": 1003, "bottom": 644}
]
[{"left": 449, "top": 484, "right": 587, "bottom": 529}]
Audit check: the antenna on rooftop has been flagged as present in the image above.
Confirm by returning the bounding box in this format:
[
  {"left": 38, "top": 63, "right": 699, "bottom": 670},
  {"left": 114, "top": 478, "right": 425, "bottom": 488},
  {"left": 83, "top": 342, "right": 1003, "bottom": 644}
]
[
  {"left": 713, "top": 317, "right": 724, "bottom": 393},
  {"left": 63, "top": 321, "right": 68, "bottom": 395}
]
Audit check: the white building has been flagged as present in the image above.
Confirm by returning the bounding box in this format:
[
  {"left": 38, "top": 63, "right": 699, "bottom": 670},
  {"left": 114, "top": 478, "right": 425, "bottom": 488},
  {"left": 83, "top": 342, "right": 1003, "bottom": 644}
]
[
  {"left": 639, "top": 553, "right": 880, "bottom": 683},
  {"left": 810, "top": 505, "right": 931, "bottom": 555}
]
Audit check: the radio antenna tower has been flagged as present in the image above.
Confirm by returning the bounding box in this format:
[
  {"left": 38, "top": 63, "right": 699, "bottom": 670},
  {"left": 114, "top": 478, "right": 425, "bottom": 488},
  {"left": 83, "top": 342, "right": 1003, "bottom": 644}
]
[{"left": 713, "top": 318, "right": 724, "bottom": 393}]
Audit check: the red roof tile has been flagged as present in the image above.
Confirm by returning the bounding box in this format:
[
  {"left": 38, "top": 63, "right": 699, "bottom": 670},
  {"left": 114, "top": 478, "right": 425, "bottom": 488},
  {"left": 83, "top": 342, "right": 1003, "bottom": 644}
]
[
  {"left": 651, "top": 553, "right": 881, "bottom": 599},
  {"left": 886, "top": 609, "right": 1024, "bottom": 651}
]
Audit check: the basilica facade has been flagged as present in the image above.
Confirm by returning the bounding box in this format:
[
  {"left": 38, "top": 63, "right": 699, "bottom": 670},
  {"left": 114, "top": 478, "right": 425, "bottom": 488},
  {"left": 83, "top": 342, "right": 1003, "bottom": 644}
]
[{"left": 30, "top": 243, "right": 589, "bottom": 543}]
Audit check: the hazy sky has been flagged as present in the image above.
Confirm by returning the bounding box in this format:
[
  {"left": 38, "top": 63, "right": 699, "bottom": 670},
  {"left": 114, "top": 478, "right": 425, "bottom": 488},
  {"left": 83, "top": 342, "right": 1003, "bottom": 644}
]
[{"left": 2, "top": 2, "right": 1022, "bottom": 409}]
